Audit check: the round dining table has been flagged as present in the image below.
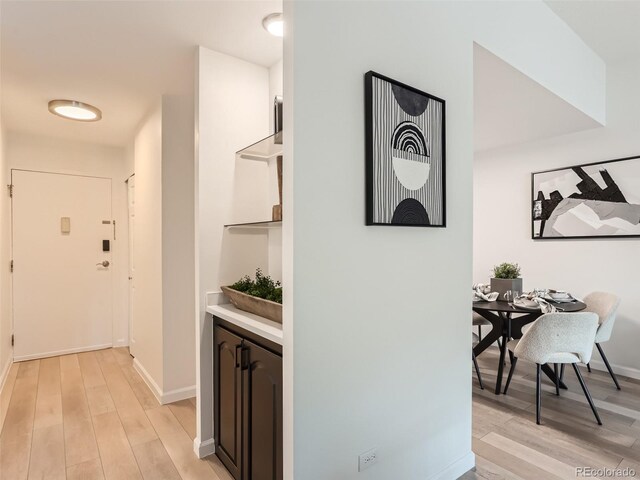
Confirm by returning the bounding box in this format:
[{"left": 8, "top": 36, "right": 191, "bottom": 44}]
[{"left": 473, "top": 299, "right": 587, "bottom": 395}]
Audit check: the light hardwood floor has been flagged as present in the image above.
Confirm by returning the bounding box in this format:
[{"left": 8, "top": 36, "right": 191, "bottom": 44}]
[
  {"left": 0, "top": 348, "right": 233, "bottom": 480},
  {"left": 464, "top": 347, "right": 640, "bottom": 480},
  {"left": 4, "top": 346, "right": 639, "bottom": 480}
]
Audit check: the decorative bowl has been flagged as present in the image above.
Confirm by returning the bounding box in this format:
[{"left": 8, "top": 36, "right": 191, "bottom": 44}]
[{"left": 221, "top": 286, "right": 283, "bottom": 324}]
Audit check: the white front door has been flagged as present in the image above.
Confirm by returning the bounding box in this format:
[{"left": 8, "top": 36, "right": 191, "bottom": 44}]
[{"left": 12, "top": 170, "right": 113, "bottom": 360}]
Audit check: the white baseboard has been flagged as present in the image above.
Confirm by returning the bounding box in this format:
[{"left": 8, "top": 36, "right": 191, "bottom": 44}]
[
  {"left": 0, "top": 353, "right": 13, "bottom": 393},
  {"left": 133, "top": 358, "right": 196, "bottom": 405},
  {"left": 163, "top": 385, "right": 197, "bottom": 404},
  {"left": 113, "top": 338, "right": 128, "bottom": 348},
  {"left": 429, "top": 452, "right": 475, "bottom": 480},
  {"left": 193, "top": 437, "right": 215, "bottom": 459},
  {"left": 480, "top": 343, "right": 640, "bottom": 382},
  {"left": 588, "top": 359, "right": 640, "bottom": 381},
  {"left": 14, "top": 343, "right": 112, "bottom": 362},
  {"left": 133, "top": 358, "right": 163, "bottom": 402}
]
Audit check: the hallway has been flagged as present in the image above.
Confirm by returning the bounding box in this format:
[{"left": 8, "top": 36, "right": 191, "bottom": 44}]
[{"left": 0, "top": 348, "right": 230, "bottom": 480}]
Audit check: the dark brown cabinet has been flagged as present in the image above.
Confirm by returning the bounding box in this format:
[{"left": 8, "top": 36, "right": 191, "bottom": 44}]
[
  {"left": 214, "top": 326, "right": 243, "bottom": 479},
  {"left": 214, "top": 319, "right": 282, "bottom": 480}
]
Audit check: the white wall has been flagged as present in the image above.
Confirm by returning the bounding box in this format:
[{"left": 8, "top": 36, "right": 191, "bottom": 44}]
[
  {"left": 0, "top": 9, "right": 10, "bottom": 381},
  {"left": 133, "top": 94, "right": 197, "bottom": 400},
  {"left": 133, "top": 103, "right": 164, "bottom": 389},
  {"left": 161, "top": 94, "right": 196, "bottom": 395},
  {"left": 195, "top": 46, "right": 272, "bottom": 455},
  {"left": 0, "top": 121, "right": 10, "bottom": 385},
  {"left": 0, "top": 0, "right": 8, "bottom": 386},
  {"left": 5, "top": 132, "right": 130, "bottom": 351},
  {"left": 474, "top": 58, "right": 640, "bottom": 379},
  {"left": 283, "top": 2, "right": 604, "bottom": 479}
]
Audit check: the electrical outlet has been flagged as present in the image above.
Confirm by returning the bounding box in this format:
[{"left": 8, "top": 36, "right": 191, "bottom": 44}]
[{"left": 358, "top": 448, "right": 378, "bottom": 472}]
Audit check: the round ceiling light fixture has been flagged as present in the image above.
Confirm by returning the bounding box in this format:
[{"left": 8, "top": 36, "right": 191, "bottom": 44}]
[
  {"left": 262, "top": 13, "right": 283, "bottom": 37},
  {"left": 48, "top": 99, "right": 102, "bottom": 122}
]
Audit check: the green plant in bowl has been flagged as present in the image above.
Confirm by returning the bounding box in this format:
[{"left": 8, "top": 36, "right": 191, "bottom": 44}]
[
  {"left": 230, "top": 268, "right": 282, "bottom": 304},
  {"left": 492, "top": 262, "right": 521, "bottom": 279}
]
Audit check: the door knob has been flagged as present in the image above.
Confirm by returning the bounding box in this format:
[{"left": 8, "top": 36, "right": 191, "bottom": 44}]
[{"left": 97, "top": 260, "right": 110, "bottom": 267}]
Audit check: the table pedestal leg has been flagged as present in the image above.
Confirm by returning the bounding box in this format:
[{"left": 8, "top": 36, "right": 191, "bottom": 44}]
[
  {"left": 541, "top": 364, "right": 568, "bottom": 390},
  {"left": 494, "top": 334, "right": 509, "bottom": 394}
]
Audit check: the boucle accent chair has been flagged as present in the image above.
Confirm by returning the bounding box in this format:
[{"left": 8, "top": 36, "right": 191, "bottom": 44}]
[
  {"left": 583, "top": 292, "right": 622, "bottom": 390},
  {"left": 503, "top": 312, "right": 601, "bottom": 425},
  {"left": 472, "top": 333, "right": 484, "bottom": 390}
]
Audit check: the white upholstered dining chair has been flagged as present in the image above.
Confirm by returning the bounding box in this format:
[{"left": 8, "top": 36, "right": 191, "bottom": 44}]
[
  {"left": 473, "top": 312, "right": 503, "bottom": 350},
  {"left": 583, "top": 292, "right": 622, "bottom": 390},
  {"left": 473, "top": 312, "right": 491, "bottom": 338},
  {"left": 502, "top": 312, "right": 601, "bottom": 425},
  {"left": 472, "top": 333, "right": 484, "bottom": 390}
]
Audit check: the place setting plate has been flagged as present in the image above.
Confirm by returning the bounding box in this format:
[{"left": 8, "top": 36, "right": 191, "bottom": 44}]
[
  {"left": 543, "top": 291, "right": 577, "bottom": 304},
  {"left": 512, "top": 298, "right": 541, "bottom": 310}
]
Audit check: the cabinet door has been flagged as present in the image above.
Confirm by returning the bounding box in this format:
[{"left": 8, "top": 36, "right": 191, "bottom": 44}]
[
  {"left": 243, "top": 340, "right": 283, "bottom": 480},
  {"left": 215, "top": 326, "right": 243, "bottom": 480}
]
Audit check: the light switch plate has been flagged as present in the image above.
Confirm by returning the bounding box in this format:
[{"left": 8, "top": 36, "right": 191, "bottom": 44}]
[{"left": 61, "top": 217, "right": 71, "bottom": 234}]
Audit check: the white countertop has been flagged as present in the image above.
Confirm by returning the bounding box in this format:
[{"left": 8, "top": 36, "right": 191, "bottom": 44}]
[{"left": 206, "top": 304, "right": 283, "bottom": 346}]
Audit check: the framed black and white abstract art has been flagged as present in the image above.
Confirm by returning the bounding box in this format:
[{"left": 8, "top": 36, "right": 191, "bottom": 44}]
[
  {"left": 365, "top": 71, "right": 446, "bottom": 227},
  {"left": 532, "top": 155, "right": 640, "bottom": 239}
]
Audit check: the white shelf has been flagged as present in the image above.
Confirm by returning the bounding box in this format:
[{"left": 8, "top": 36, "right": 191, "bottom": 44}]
[
  {"left": 206, "top": 304, "right": 283, "bottom": 345},
  {"left": 236, "top": 131, "right": 282, "bottom": 161},
  {"left": 224, "top": 220, "right": 282, "bottom": 230}
]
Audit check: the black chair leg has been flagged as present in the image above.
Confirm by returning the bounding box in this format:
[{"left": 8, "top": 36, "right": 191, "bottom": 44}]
[
  {"left": 472, "top": 352, "right": 484, "bottom": 390},
  {"left": 596, "top": 343, "right": 621, "bottom": 390},
  {"left": 560, "top": 364, "right": 565, "bottom": 382},
  {"left": 478, "top": 325, "right": 482, "bottom": 339},
  {"left": 572, "top": 363, "right": 602, "bottom": 425},
  {"left": 587, "top": 363, "right": 592, "bottom": 373},
  {"left": 536, "top": 363, "right": 542, "bottom": 425},
  {"left": 554, "top": 364, "right": 560, "bottom": 396},
  {"left": 503, "top": 356, "right": 518, "bottom": 394}
]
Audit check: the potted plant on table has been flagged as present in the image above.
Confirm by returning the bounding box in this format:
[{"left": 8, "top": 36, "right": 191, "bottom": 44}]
[
  {"left": 221, "top": 269, "right": 283, "bottom": 323},
  {"left": 490, "top": 262, "right": 523, "bottom": 302}
]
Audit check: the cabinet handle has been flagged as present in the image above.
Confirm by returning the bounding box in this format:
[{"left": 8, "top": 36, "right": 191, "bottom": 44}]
[
  {"left": 235, "top": 345, "right": 242, "bottom": 368},
  {"left": 241, "top": 347, "right": 250, "bottom": 370}
]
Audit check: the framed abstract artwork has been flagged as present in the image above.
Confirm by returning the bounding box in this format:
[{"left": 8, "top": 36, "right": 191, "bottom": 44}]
[
  {"left": 532, "top": 155, "right": 640, "bottom": 239},
  {"left": 365, "top": 71, "right": 446, "bottom": 227}
]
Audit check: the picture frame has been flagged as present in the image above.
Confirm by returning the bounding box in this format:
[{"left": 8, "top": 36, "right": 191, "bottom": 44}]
[
  {"left": 365, "top": 71, "right": 446, "bottom": 227},
  {"left": 531, "top": 155, "right": 640, "bottom": 239}
]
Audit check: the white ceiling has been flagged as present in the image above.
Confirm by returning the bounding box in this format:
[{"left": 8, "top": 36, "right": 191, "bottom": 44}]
[
  {"left": 545, "top": 0, "right": 640, "bottom": 64},
  {"left": 474, "top": 44, "right": 601, "bottom": 153},
  {"left": 1, "top": 1, "right": 283, "bottom": 147},
  {"left": 4, "top": 1, "right": 630, "bottom": 152}
]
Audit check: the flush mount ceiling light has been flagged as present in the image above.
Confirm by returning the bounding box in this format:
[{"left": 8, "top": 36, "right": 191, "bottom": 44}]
[
  {"left": 48, "top": 99, "right": 102, "bottom": 122},
  {"left": 262, "top": 13, "right": 283, "bottom": 37}
]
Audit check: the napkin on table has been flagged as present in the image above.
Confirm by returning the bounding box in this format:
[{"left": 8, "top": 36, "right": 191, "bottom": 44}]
[{"left": 472, "top": 283, "right": 499, "bottom": 302}]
